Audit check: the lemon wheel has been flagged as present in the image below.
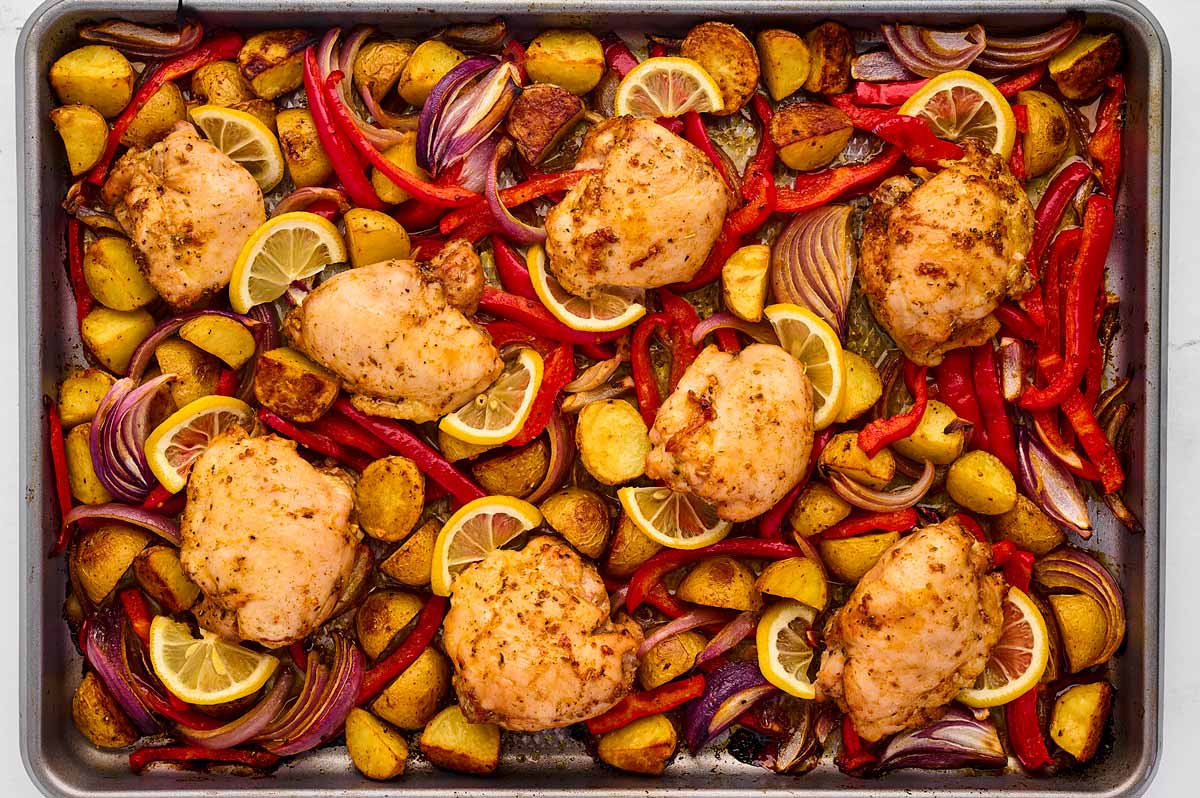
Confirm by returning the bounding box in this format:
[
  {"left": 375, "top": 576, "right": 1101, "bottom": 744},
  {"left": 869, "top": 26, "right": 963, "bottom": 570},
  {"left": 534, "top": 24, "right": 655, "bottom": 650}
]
[
  {"left": 189, "top": 104, "right": 286, "bottom": 192},
  {"left": 439, "top": 348, "right": 544, "bottom": 445},
  {"left": 957, "top": 587, "right": 1050, "bottom": 708},
  {"left": 431, "top": 496, "right": 543, "bottom": 596},
  {"left": 757, "top": 600, "right": 819, "bottom": 699},
  {"left": 614, "top": 57, "right": 724, "bottom": 118},
  {"left": 527, "top": 244, "right": 646, "bottom": 332},
  {"left": 898, "top": 70, "right": 1017, "bottom": 160},
  {"left": 148, "top": 616, "right": 279, "bottom": 705},
  {"left": 764, "top": 303, "right": 847, "bottom": 430},
  {"left": 617, "top": 487, "right": 731, "bottom": 550},
  {"left": 229, "top": 212, "right": 347, "bottom": 313},
  {"left": 144, "top": 395, "right": 254, "bottom": 493}
]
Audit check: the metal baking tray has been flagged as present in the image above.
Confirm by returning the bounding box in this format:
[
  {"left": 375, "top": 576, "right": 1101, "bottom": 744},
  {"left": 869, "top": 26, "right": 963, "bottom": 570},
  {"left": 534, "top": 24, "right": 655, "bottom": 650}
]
[{"left": 16, "top": 0, "right": 1169, "bottom": 795}]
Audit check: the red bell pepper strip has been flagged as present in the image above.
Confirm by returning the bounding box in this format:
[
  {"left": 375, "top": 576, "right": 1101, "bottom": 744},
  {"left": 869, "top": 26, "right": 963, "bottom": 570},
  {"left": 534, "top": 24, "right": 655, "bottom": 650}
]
[
  {"left": 837, "top": 715, "right": 878, "bottom": 772},
  {"left": 991, "top": 539, "right": 1018, "bottom": 566},
  {"left": 858, "top": 360, "right": 928, "bottom": 457},
  {"left": 1006, "top": 688, "right": 1053, "bottom": 772},
  {"left": 357, "top": 594, "right": 448, "bottom": 705},
  {"left": 440, "top": 169, "right": 598, "bottom": 235},
  {"left": 994, "top": 303, "right": 1042, "bottom": 342},
  {"left": 118, "top": 588, "right": 153, "bottom": 647},
  {"left": 854, "top": 78, "right": 929, "bottom": 106},
  {"left": 871, "top": 115, "right": 965, "bottom": 168},
  {"left": 1004, "top": 550, "right": 1036, "bottom": 592},
  {"left": 257, "top": 408, "right": 371, "bottom": 472},
  {"left": 1020, "top": 195, "right": 1114, "bottom": 409},
  {"left": 585, "top": 675, "right": 707, "bottom": 734},
  {"left": 829, "top": 93, "right": 899, "bottom": 131},
  {"left": 289, "top": 641, "right": 308, "bottom": 671},
  {"left": 129, "top": 746, "right": 279, "bottom": 773},
  {"left": 393, "top": 199, "right": 446, "bottom": 232},
  {"left": 1009, "top": 105, "right": 1028, "bottom": 182},
  {"left": 1062, "top": 390, "right": 1125, "bottom": 494},
  {"left": 325, "top": 72, "right": 476, "bottom": 207},
  {"left": 659, "top": 290, "right": 700, "bottom": 382},
  {"left": 672, "top": 223, "right": 741, "bottom": 292},
  {"left": 1042, "top": 228, "right": 1083, "bottom": 359},
  {"left": 954, "top": 512, "right": 987, "bottom": 543},
  {"left": 776, "top": 146, "right": 903, "bottom": 214},
  {"left": 478, "top": 286, "right": 627, "bottom": 347},
  {"left": 484, "top": 320, "right": 554, "bottom": 354},
  {"left": 682, "top": 111, "right": 735, "bottom": 192},
  {"left": 626, "top": 539, "right": 801, "bottom": 612},
  {"left": 66, "top": 218, "right": 93, "bottom": 330},
  {"left": 507, "top": 343, "right": 575, "bottom": 447},
  {"left": 140, "top": 484, "right": 176, "bottom": 511},
  {"left": 934, "top": 350, "right": 989, "bottom": 452},
  {"left": 132, "top": 681, "right": 223, "bottom": 730},
  {"left": 491, "top": 236, "right": 538, "bottom": 300},
  {"left": 714, "top": 329, "right": 741, "bottom": 352},
  {"left": 1029, "top": 161, "right": 1092, "bottom": 279},
  {"left": 214, "top": 369, "right": 238, "bottom": 397},
  {"left": 410, "top": 235, "right": 447, "bottom": 259},
  {"left": 87, "top": 32, "right": 244, "bottom": 185},
  {"left": 994, "top": 64, "right": 1047, "bottom": 98},
  {"left": 972, "top": 344, "right": 1020, "bottom": 475},
  {"left": 302, "top": 49, "right": 384, "bottom": 210},
  {"left": 502, "top": 39, "right": 528, "bottom": 82},
  {"left": 724, "top": 97, "right": 779, "bottom": 234},
  {"left": 630, "top": 312, "right": 670, "bottom": 426},
  {"left": 758, "top": 428, "right": 834, "bottom": 539},
  {"left": 45, "top": 397, "right": 74, "bottom": 557},
  {"left": 821, "top": 508, "right": 918, "bottom": 541},
  {"left": 602, "top": 35, "right": 640, "bottom": 77},
  {"left": 332, "top": 398, "right": 486, "bottom": 506},
  {"left": 306, "top": 414, "right": 392, "bottom": 460},
  {"left": 644, "top": 582, "right": 690, "bottom": 619},
  {"left": 1088, "top": 74, "right": 1125, "bottom": 199}
]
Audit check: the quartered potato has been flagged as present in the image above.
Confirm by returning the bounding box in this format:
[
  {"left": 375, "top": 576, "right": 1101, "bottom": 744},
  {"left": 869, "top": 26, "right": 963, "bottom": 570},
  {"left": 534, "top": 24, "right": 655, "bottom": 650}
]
[
  {"left": 788, "top": 482, "right": 852, "bottom": 539},
  {"left": 355, "top": 589, "right": 424, "bottom": 659},
  {"left": 253, "top": 347, "right": 342, "bottom": 423},
  {"left": 371, "top": 647, "right": 451, "bottom": 729},
  {"left": 238, "top": 29, "right": 312, "bottom": 99},
  {"left": 471, "top": 439, "right": 549, "bottom": 497},
  {"left": 369, "top": 133, "right": 426, "bottom": 205},
  {"left": 179, "top": 315, "right": 257, "bottom": 369},
  {"left": 398, "top": 41, "right": 467, "bottom": 106},
  {"left": 119, "top": 82, "right": 186, "bottom": 149},
  {"left": 346, "top": 708, "right": 409, "bottom": 780},
  {"left": 58, "top": 369, "right": 116, "bottom": 428},
  {"left": 71, "top": 522, "right": 152, "bottom": 603},
  {"left": 756, "top": 29, "right": 811, "bottom": 101},
  {"left": 597, "top": 713, "right": 678, "bottom": 775},
  {"left": 506, "top": 84, "right": 584, "bottom": 165},
  {"left": 356, "top": 457, "right": 425, "bottom": 542},
  {"left": 676, "top": 556, "right": 762, "bottom": 611},
  {"left": 354, "top": 40, "right": 417, "bottom": 102},
  {"left": 803, "top": 22, "right": 853, "bottom": 94},
  {"left": 819, "top": 531, "right": 901, "bottom": 583},
  {"left": 50, "top": 45, "right": 134, "bottom": 118},
  {"left": 1049, "top": 32, "right": 1123, "bottom": 100},
  {"left": 156, "top": 338, "right": 221, "bottom": 408},
  {"left": 835, "top": 351, "right": 883, "bottom": 424},
  {"left": 1048, "top": 593, "right": 1109, "bottom": 673},
  {"left": 380, "top": 518, "right": 438, "bottom": 587},
  {"left": 891, "top": 399, "right": 966, "bottom": 465},
  {"left": 277, "top": 108, "right": 334, "bottom": 188},
  {"left": 72, "top": 672, "right": 139, "bottom": 749},
  {"left": 49, "top": 105, "right": 108, "bottom": 175},
  {"left": 721, "top": 244, "right": 771, "bottom": 322},
  {"left": 680, "top": 22, "right": 760, "bottom": 115},
  {"left": 81, "top": 307, "right": 156, "bottom": 374},
  {"left": 65, "top": 423, "right": 113, "bottom": 505},
  {"left": 638, "top": 630, "right": 706, "bottom": 690},
  {"left": 820, "top": 431, "right": 896, "bottom": 489},
  {"left": 134, "top": 545, "right": 201, "bottom": 612},
  {"left": 604, "top": 514, "right": 664, "bottom": 578},
  {"left": 83, "top": 236, "right": 157, "bottom": 311},
  {"left": 755, "top": 556, "right": 828, "bottom": 610},
  {"left": 992, "top": 494, "right": 1065, "bottom": 556},
  {"left": 539, "top": 488, "right": 610, "bottom": 558},
  {"left": 771, "top": 102, "right": 853, "bottom": 171},
  {"left": 946, "top": 450, "right": 1017, "bottom": 515},
  {"left": 191, "top": 60, "right": 257, "bottom": 106},
  {"left": 420, "top": 704, "right": 502, "bottom": 775},
  {"left": 344, "top": 207, "right": 412, "bottom": 266},
  {"left": 1050, "top": 681, "right": 1113, "bottom": 762},
  {"left": 577, "top": 400, "right": 650, "bottom": 485},
  {"left": 525, "top": 29, "right": 605, "bottom": 96},
  {"left": 1018, "top": 90, "right": 1071, "bottom": 178}
]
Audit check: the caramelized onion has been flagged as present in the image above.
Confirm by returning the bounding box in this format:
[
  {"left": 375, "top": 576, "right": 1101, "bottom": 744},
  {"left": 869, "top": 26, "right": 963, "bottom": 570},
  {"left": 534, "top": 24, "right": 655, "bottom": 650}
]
[
  {"left": 272, "top": 187, "right": 352, "bottom": 217},
  {"left": 976, "top": 15, "right": 1084, "bottom": 72},
  {"left": 685, "top": 661, "right": 778, "bottom": 752},
  {"left": 998, "top": 336, "right": 1028, "bottom": 402},
  {"left": 873, "top": 705, "right": 1006, "bottom": 772},
  {"left": 694, "top": 611, "right": 758, "bottom": 668},
  {"left": 485, "top": 138, "right": 546, "bottom": 244},
  {"left": 1033, "top": 548, "right": 1126, "bottom": 667},
  {"left": 79, "top": 18, "right": 204, "bottom": 58},
  {"left": 525, "top": 410, "right": 575, "bottom": 504},
  {"left": 828, "top": 459, "right": 936, "bottom": 512},
  {"left": 691, "top": 313, "right": 780, "bottom": 347},
  {"left": 1016, "top": 426, "right": 1092, "bottom": 535},
  {"left": 182, "top": 670, "right": 296, "bottom": 749},
  {"left": 638, "top": 607, "right": 730, "bottom": 658},
  {"left": 881, "top": 23, "right": 986, "bottom": 77},
  {"left": 851, "top": 50, "right": 918, "bottom": 82},
  {"left": 770, "top": 205, "right": 855, "bottom": 337}
]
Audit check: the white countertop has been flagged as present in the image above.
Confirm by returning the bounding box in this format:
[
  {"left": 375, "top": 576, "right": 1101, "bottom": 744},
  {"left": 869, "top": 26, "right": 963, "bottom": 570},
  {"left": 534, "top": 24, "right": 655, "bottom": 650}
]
[{"left": 0, "top": 0, "right": 1191, "bottom": 794}]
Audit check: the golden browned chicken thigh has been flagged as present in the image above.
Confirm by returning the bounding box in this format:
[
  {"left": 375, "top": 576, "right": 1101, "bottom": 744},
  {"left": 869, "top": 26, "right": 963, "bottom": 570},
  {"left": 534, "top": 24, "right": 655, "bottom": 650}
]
[
  {"left": 815, "top": 519, "right": 1005, "bottom": 741},
  {"left": 544, "top": 117, "right": 730, "bottom": 298},
  {"left": 287, "top": 259, "right": 502, "bottom": 423},
  {"left": 645, "top": 344, "right": 814, "bottom": 522},
  {"left": 179, "top": 427, "right": 357, "bottom": 647},
  {"left": 442, "top": 536, "right": 642, "bottom": 731},
  {"left": 857, "top": 143, "right": 1034, "bottom": 366},
  {"left": 102, "top": 122, "right": 265, "bottom": 309}
]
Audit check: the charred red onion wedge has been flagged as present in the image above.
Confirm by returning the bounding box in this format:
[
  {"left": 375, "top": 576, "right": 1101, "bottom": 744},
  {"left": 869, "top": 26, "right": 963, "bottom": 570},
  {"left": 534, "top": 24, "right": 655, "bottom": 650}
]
[
  {"left": 64, "top": 503, "right": 182, "bottom": 546},
  {"left": 1033, "top": 548, "right": 1126, "bottom": 667},
  {"left": 255, "top": 636, "right": 363, "bottom": 755},
  {"left": 691, "top": 313, "right": 780, "bottom": 347},
  {"left": 638, "top": 607, "right": 731, "bottom": 658},
  {"left": 694, "top": 611, "right": 758, "bottom": 667},
  {"left": 79, "top": 18, "right": 204, "bottom": 58},
  {"left": 88, "top": 374, "right": 174, "bottom": 503},
  {"left": 828, "top": 459, "right": 936, "bottom": 512},
  {"left": 873, "top": 705, "right": 1006, "bottom": 772},
  {"left": 1016, "top": 426, "right": 1093, "bottom": 535},
  {"left": 684, "top": 661, "right": 778, "bottom": 752},
  {"left": 975, "top": 14, "right": 1084, "bottom": 72},
  {"left": 881, "top": 23, "right": 987, "bottom": 77},
  {"left": 181, "top": 670, "right": 296, "bottom": 749},
  {"left": 771, "top": 205, "right": 855, "bottom": 337},
  {"left": 418, "top": 58, "right": 522, "bottom": 176},
  {"left": 125, "top": 310, "right": 259, "bottom": 381},
  {"left": 998, "top": 336, "right": 1027, "bottom": 402},
  {"left": 83, "top": 603, "right": 160, "bottom": 736}
]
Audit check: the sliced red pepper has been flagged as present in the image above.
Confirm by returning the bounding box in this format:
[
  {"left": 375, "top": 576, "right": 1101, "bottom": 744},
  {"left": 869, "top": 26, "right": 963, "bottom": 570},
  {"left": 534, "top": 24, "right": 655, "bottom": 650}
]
[
  {"left": 307, "top": 413, "right": 392, "bottom": 460},
  {"left": 507, "top": 343, "right": 575, "bottom": 447},
  {"left": 776, "top": 146, "right": 903, "bottom": 214},
  {"left": 837, "top": 715, "right": 878, "bottom": 772},
  {"left": 478, "top": 287, "right": 628, "bottom": 347},
  {"left": 129, "top": 746, "right": 279, "bottom": 773},
  {"left": 672, "top": 223, "right": 741, "bottom": 292},
  {"left": 483, "top": 320, "right": 554, "bottom": 355},
  {"left": 1028, "top": 161, "right": 1092, "bottom": 279},
  {"left": 133, "top": 681, "right": 223, "bottom": 730},
  {"left": 214, "top": 369, "right": 238, "bottom": 397},
  {"left": 1009, "top": 105, "right": 1028, "bottom": 182},
  {"left": 858, "top": 360, "right": 927, "bottom": 457},
  {"left": 715, "top": 329, "right": 741, "bottom": 352},
  {"left": 682, "top": 111, "right": 735, "bottom": 192},
  {"left": 725, "top": 96, "right": 779, "bottom": 234},
  {"left": 491, "top": 235, "right": 537, "bottom": 300},
  {"left": 357, "top": 594, "right": 448, "bottom": 705},
  {"left": 871, "top": 115, "right": 965, "bottom": 168},
  {"left": 821, "top": 508, "right": 918, "bottom": 541},
  {"left": 45, "top": 397, "right": 74, "bottom": 557},
  {"left": 439, "top": 169, "right": 598, "bottom": 236},
  {"left": 1032, "top": 407, "right": 1103, "bottom": 482},
  {"left": 257, "top": 408, "right": 371, "bottom": 472},
  {"left": 1042, "top": 227, "right": 1084, "bottom": 358},
  {"left": 994, "top": 303, "right": 1043, "bottom": 342},
  {"left": 1006, "top": 687, "right": 1053, "bottom": 772},
  {"left": 644, "top": 582, "right": 690, "bottom": 619},
  {"left": 87, "top": 32, "right": 245, "bottom": 185},
  {"left": 994, "top": 64, "right": 1047, "bottom": 98},
  {"left": 302, "top": 49, "right": 384, "bottom": 210},
  {"left": 66, "top": 218, "right": 93, "bottom": 330},
  {"left": 1062, "top": 390, "right": 1125, "bottom": 494},
  {"left": 118, "top": 588, "right": 152, "bottom": 647},
  {"left": 139, "top": 484, "right": 177, "bottom": 512},
  {"left": 934, "top": 349, "right": 989, "bottom": 452},
  {"left": 829, "top": 93, "right": 899, "bottom": 131},
  {"left": 991, "top": 539, "right": 1018, "bottom": 566},
  {"left": 626, "top": 539, "right": 801, "bottom": 613},
  {"left": 289, "top": 641, "right": 308, "bottom": 671},
  {"left": 630, "top": 312, "right": 670, "bottom": 427},
  {"left": 393, "top": 198, "right": 446, "bottom": 232},
  {"left": 972, "top": 344, "right": 1020, "bottom": 475},
  {"left": 410, "top": 234, "right": 447, "bottom": 259},
  {"left": 758, "top": 428, "right": 834, "bottom": 539},
  {"left": 1088, "top": 74, "right": 1125, "bottom": 199},
  {"left": 502, "top": 39, "right": 528, "bottom": 82},
  {"left": 953, "top": 512, "right": 988, "bottom": 543},
  {"left": 602, "top": 35, "right": 640, "bottom": 77},
  {"left": 658, "top": 289, "right": 700, "bottom": 384},
  {"left": 585, "top": 675, "right": 706, "bottom": 734},
  {"left": 1004, "top": 550, "right": 1036, "bottom": 592},
  {"left": 853, "top": 78, "right": 928, "bottom": 106}
]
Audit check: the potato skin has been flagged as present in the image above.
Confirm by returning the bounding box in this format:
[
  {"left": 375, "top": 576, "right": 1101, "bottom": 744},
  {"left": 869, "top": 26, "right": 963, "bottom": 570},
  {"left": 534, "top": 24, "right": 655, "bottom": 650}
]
[
  {"left": 577, "top": 400, "right": 650, "bottom": 485},
  {"left": 680, "top": 22, "right": 760, "bottom": 115},
  {"left": 156, "top": 338, "right": 221, "bottom": 408},
  {"left": 505, "top": 83, "right": 584, "bottom": 165},
  {"left": 50, "top": 45, "right": 134, "bottom": 118},
  {"left": 65, "top": 423, "right": 113, "bottom": 506},
  {"left": 892, "top": 399, "right": 966, "bottom": 465},
  {"left": 59, "top": 369, "right": 116, "bottom": 429},
  {"left": 597, "top": 713, "right": 678, "bottom": 775},
  {"left": 81, "top": 307, "right": 156, "bottom": 373},
  {"left": 120, "top": 82, "right": 186, "bottom": 149},
  {"left": 756, "top": 29, "right": 811, "bottom": 102},
  {"left": 525, "top": 29, "right": 605, "bottom": 96},
  {"left": 345, "top": 708, "right": 409, "bottom": 779},
  {"left": 1050, "top": 681, "right": 1113, "bottom": 762},
  {"left": 345, "top": 207, "right": 412, "bottom": 267},
  {"left": 371, "top": 647, "right": 450, "bottom": 729},
  {"left": 83, "top": 236, "right": 157, "bottom": 311},
  {"left": 676, "top": 556, "right": 762, "bottom": 611},
  {"left": 835, "top": 351, "right": 883, "bottom": 424},
  {"left": 72, "top": 672, "right": 139, "bottom": 749},
  {"left": 369, "top": 133, "right": 427, "bottom": 205},
  {"left": 820, "top": 431, "right": 896, "bottom": 489},
  {"left": 1018, "top": 90, "right": 1071, "bottom": 178},
  {"left": 818, "top": 530, "right": 901, "bottom": 582},
  {"left": 355, "top": 589, "right": 424, "bottom": 659},
  {"left": 471, "top": 439, "right": 549, "bottom": 498},
  {"left": 71, "top": 522, "right": 152, "bottom": 603},
  {"left": 539, "top": 487, "right": 610, "bottom": 558},
  {"left": 946, "top": 450, "right": 1017, "bottom": 515},
  {"left": 354, "top": 40, "right": 417, "bottom": 102},
  {"left": 179, "top": 315, "right": 257, "bottom": 369},
  {"left": 803, "top": 22, "right": 853, "bottom": 94},
  {"left": 771, "top": 102, "right": 852, "bottom": 171},
  {"left": 191, "top": 61, "right": 257, "bottom": 106},
  {"left": 755, "top": 557, "right": 828, "bottom": 610},
  {"left": 356, "top": 457, "right": 425, "bottom": 542},
  {"left": 231, "top": 98, "right": 278, "bottom": 133},
  {"left": 992, "top": 494, "right": 1066, "bottom": 556},
  {"left": 721, "top": 244, "right": 770, "bottom": 322},
  {"left": 239, "top": 29, "right": 312, "bottom": 99},
  {"left": 788, "top": 482, "right": 851, "bottom": 539},
  {"left": 49, "top": 104, "right": 108, "bottom": 175},
  {"left": 1048, "top": 593, "right": 1109, "bottom": 673},
  {"left": 277, "top": 108, "right": 333, "bottom": 188},
  {"left": 638, "top": 631, "right": 706, "bottom": 690},
  {"left": 380, "top": 518, "right": 437, "bottom": 587},
  {"left": 133, "top": 545, "right": 201, "bottom": 613},
  {"left": 604, "top": 514, "right": 663, "bottom": 578},
  {"left": 398, "top": 41, "right": 467, "bottom": 106},
  {"left": 1049, "top": 32, "right": 1123, "bottom": 101},
  {"left": 419, "top": 704, "right": 502, "bottom": 775},
  {"left": 254, "top": 347, "right": 341, "bottom": 423},
  {"left": 438, "top": 428, "right": 497, "bottom": 462}
]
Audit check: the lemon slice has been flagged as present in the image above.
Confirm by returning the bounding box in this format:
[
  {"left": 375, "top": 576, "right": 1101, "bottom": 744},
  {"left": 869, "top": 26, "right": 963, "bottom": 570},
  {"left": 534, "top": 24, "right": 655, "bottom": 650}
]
[
  {"left": 229, "top": 212, "right": 347, "bottom": 313},
  {"left": 144, "top": 395, "right": 254, "bottom": 493},
  {"left": 957, "top": 587, "right": 1050, "bottom": 708},
  {"left": 188, "top": 104, "right": 286, "bottom": 192},
  {"left": 898, "top": 70, "right": 1017, "bottom": 160},
  {"left": 439, "top": 348, "right": 544, "bottom": 445},
  {"left": 614, "top": 56, "right": 725, "bottom": 118},
  {"left": 527, "top": 244, "right": 646, "bottom": 332},
  {"left": 148, "top": 616, "right": 279, "bottom": 706},
  {"left": 757, "top": 600, "right": 819, "bottom": 699},
  {"left": 617, "top": 486, "right": 731, "bottom": 550},
  {"left": 763, "top": 303, "right": 847, "bottom": 430},
  {"left": 431, "top": 496, "right": 543, "bottom": 597}
]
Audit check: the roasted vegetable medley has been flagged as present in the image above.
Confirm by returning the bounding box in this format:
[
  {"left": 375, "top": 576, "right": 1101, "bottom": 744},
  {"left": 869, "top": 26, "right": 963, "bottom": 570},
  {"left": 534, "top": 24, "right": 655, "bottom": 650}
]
[{"left": 47, "top": 10, "right": 1136, "bottom": 781}]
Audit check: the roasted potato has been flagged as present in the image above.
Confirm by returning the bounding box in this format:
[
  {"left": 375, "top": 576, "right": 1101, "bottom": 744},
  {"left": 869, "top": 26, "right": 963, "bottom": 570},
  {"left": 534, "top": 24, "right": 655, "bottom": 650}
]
[
  {"left": 277, "top": 108, "right": 333, "bottom": 188},
  {"left": 755, "top": 556, "right": 828, "bottom": 610},
  {"left": 355, "top": 589, "right": 424, "bottom": 659},
  {"left": 155, "top": 339, "right": 220, "bottom": 408},
  {"left": 345, "top": 707, "right": 408, "bottom": 780},
  {"left": 133, "top": 545, "right": 201, "bottom": 612},
  {"left": 1050, "top": 681, "right": 1113, "bottom": 762},
  {"left": 525, "top": 29, "right": 605, "bottom": 96},
  {"left": 238, "top": 29, "right": 312, "bottom": 99},
  {"left": 419, "top": 704, "right": 502, "bottom": 775},
  {"left": 1048, "top": 593, "right": 1109, "bottom": 673},
  {"left": 438, "top": 427, "right": 498, "bottom": 462},
  {"left": 369, "top": 133, "right": 426, "bottom": 205},
  {"left": 253, "top": 347, "right": 341, "bottom": 423},
  {"left": 946, "top": 450, "right": 1017, "bottom": 515},
  {"left": 65, "top": 423, "right": 112, "bottom": 505},
  {"left": 820, "top": 430, "right": 896, "bottom": 489},
  {"left": 380, "top": 518, "right": 437, "bottom": 587},
  {"left": 721, "top": 244, "right": 770, "bottom": 322},
  {"left": 788, "top": 482, "right": 852, "bottom": 539},
  {"left": 1049, "top": 32, "right": 1123, "bottom": 101},
  {"left": 398, "top": 41, "right": 467, "bottom": 106},
  {"left": 59, "top": 369, "right": 115, "bottom": 428},
  {"left": 505, "top": 84, "right": 584, "bottom": 165},
  {"left": 803, "top": 22, "right": 853, "bottom": 95},
  {"left": 49, "top": 104, "right": 108, "bottom": 175},
  {"left": 371, "top": 647, "right": 451, "bottom": 729},
  {"left": 1017, "top": 90, "right": 1071, "bottom": 178},
  {"left": 356, "top": 457, "right": 425, "bottom": 542},
  {"left": 71, "top": 522, "right": 152, "bottom": 603},
  {"left": 81, "top": 307, "right": 156, "bottom": 374},
  {"left": 120, "top": 82, "right": 186, "bottom": 149},
  {"left": 756, "top": 29, "right": 811, "bottom": 102},
  {"left": 605, "top": 514, "right": 664, "bottom": 578},
  {"left": 179, "top": 315, "right": 256, "bottom": 369},
  {"left": 471, "top": 439, "right": 549, "bottom": 497},
  {"left": 819, "top": 531, "right": 901, "bottom": 583},
  {"left": 539, "top": 488, "right": 610, "bottom": 558},
  {"left": 638, "top": 631, "right": 707, "bottom": 690},
  {"left": 191, "top": 60, "right": 257, "bottom": 106},
  {"left": 354, "top": 40, "right": 417, "bottom": 102},
  {"left": 83, "top": 236, "right": 157, "bottom": 311},
  {"left": 231, "top": 98, "right": 278, "bottom": 133},
  {"left": 892, "top": 400, "right": 966, "bottom": 465},
  {"left": 992, "top": 494, "right": 1065, "bottom": 556},
  {"left": 771, "top": 102, "right": 852, "bottom": 171},
  {"left": 835, "top": 351, "right": 883, "bottom": 424},
  {"left": 72, "top": 672, "right": 139, "bottom": 749},
  {"left": 597, "top": 713, "right": 677, "bottom": 775},
  {"left": 577, "top": 399, "right": 650, "bottom": 485},
  {"left": 50, "top": 45, "right": 134, "bottom": 118},
  {"left": 345, "top": 207, "right": 413, "bottom": 266},
  {"left": 676, "top": 556, "right": 762, "bottom": 612},
  {"left": 680, "top": 22, "right": 760, "bottom": 115}
]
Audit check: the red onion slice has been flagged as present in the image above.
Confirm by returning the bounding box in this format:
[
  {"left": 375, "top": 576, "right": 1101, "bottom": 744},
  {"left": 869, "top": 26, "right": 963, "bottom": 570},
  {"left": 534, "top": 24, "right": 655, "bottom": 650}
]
[
  {"left": 1033, "top": 547, "right": 1125, "bottom": 666},
  {"left": 976, "top": 15, "right": 1083, "bottom": 71},
  {"left": 691, "top": 313, "right": 780, "bottom": 347},
  {"left": 770, "top": 206, "right": 855, "bottom": 337},
  {"left": 851, "top": 50, "right": 918, "bottom": 82},
  {"left": 273, "top": 187, "right": 352, "bottom": 217},
  {"left": 79, "top": 18, "right": 204, "bottom": 58},
  {"left": 638, "top": 607, "right": 731, "bottom": 658},
  {"left": 486, "top": 138, "right": 546, "bottom": 244},
  {"left": 256, "top": 636, "right": 363, "bottom": 755},
  {"left": 694, "top": 611, "right": 758, "bottom": 667},
  {"left": 828, "top": 460, "right": 936, "bottom": 512},
  {"left": 182, "top": 669, "right": 295, "bottom": 749},
  {"left": 84, "top": 603, "right": 160, "bottom": 736},
  {"left": 1016, "top": 426, "right": 1092, "bottom": 535},
  {"left": 65, "top": 503, "right": 182, "bottom": 545},
  {"left": 882, "top": 23, "right": 987, "bottom": 77},
  {"left": 525, "top": 410, "right": 575, "bottom": 504}
]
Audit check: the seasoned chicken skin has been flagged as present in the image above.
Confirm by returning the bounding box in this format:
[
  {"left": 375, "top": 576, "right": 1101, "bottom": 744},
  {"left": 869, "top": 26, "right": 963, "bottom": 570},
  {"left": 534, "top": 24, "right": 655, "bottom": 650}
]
[
  {"left": 102, "top": 122, "right": 265, "bottom": 309},
  {"left": 179, "top": 428, "right": 357, "bottom": 647},
  {"left": 815, "top": 519, "right": 1005, "bottom": 741},
  {"left": 442, "top": 536, "right": 642, "bottom": 731},
  {"left": 544, "top": 117, "right": 730, "bottom": 298},
  {"left": 287, "top": 260, "right": 502, "bottom": 423},
  {"left": 858, "top": 143, "right": 1034, "bottom": 366},
  {"left": 645, "top": 344, "right": 814, "bottom": 522}
]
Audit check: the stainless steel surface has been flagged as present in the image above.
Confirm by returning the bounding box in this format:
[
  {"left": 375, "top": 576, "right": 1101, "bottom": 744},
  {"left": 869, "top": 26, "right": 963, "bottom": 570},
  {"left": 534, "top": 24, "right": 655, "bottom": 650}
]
[{"left": 16, "top": 1, "right": 1168, "bottom": 796}]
